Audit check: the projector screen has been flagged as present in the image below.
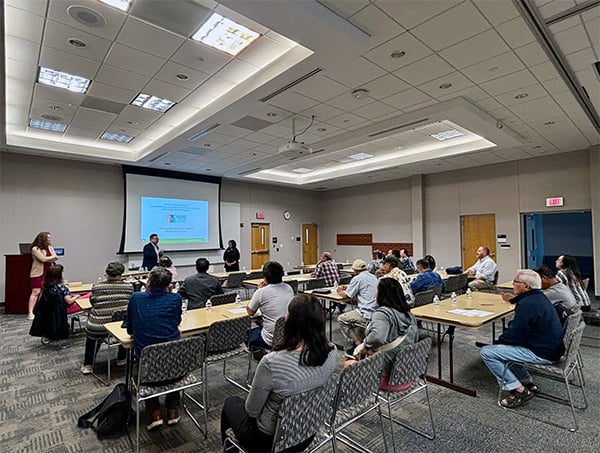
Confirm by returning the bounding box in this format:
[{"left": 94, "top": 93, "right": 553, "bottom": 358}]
[{"left": 120, "top": 167, "right": 222, "bottom": 253}]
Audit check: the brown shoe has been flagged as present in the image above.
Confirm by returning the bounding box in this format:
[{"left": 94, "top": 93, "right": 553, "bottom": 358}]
[
  {"left": 146, "top": 410, "right": 163, "bottom": 431},
  {"left": 167, "top": 408, "right": 180, "bottom": 426}
]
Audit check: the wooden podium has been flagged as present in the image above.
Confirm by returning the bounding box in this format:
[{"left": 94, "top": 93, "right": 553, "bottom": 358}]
[{"left": 4, "top": 254, "right": 32, "bottom": 314}]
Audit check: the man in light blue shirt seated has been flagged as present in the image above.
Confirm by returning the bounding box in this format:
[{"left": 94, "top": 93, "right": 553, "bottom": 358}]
[
  {"left": 337, "top": 259, "right": 377, "bottom": 357},
  {"left": 466, "top": 246, "right": 497, "bottom": 291},
  {"left": 409, "top": 259, "right": 444, "bottom": 294}
]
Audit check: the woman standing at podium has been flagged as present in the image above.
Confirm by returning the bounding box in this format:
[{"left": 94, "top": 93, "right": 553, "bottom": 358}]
[{"left": 28, "top": 231, "right": 58, "bottom": 320}]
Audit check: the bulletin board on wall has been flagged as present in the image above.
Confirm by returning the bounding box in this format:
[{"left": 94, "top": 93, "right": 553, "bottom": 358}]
[{"left": 127, "top": 202, "right": 241, "bottom": 268}]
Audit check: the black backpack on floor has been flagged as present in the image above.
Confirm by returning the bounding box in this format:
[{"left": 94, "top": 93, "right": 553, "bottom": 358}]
[{"left": 78, "top": 383, "right": 131, "bottom": 439}]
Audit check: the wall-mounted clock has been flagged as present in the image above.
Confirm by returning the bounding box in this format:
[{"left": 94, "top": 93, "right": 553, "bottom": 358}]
[{"left": 283, "top": 210, "right": 292, "bottom": 221}]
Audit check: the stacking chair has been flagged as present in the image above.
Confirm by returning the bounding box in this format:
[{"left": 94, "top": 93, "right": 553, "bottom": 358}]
[
  {"left": 223, "top": 378, "right": 337, "bottom": 453},
  {"left": 91, "top": 309, "right": 127, "bottom": 386},
  {"left": 413, "top": 289, "right": 434, "bottom": 307},
  {"left": 498, "top": 323, "right": 587, "bottom": 431},
  {"left": 306, "top": 277, "right": 327, "bottom": 290},
  {"left": 223, "top": 272, "right": 247, "bottom": 298},
  {"left": 378, "top": 338, "right": 435, "bottom": 450},
  {"left": 336, "top": 263, "right": 344, "bottom": 270},
  {"left": 243, "top": 271, "right": 264, "bottom": 298},
  {"left": 203, "top": 316, "right": 252, "bottom": 408},
  {"left": 131, "top": 335, "right": 206, "bottom": 452},
  {"left": 247, "top": 316, "right": 286, "bottom": 385},
  {"left": 209, "top": 292, "right": 237, "bottom": 306},
  {"left": 429, "top": 284, "right": 443, "bottom": 298},
  {"left": 562, "top": 310, "right": 585, "bottom": 385},
  {"left": 442, "top": 274, "right": 468, "bottom": 297},
  {"left": 314, "top": 353, "right": 387, "bottom": 452},
  {"left": 339, "top": 275, "right": 353, "bottom": 285},
  {"left": 285, "top": 279, "right": 299, "bottom": 294}
]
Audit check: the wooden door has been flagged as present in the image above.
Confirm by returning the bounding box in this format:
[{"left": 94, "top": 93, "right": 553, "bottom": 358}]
[
  {"left": 251, "top": 223, "right": 270, "bottom": 269},
  {"left": 301, "top": 223, "right": 318, "bottom": 265},
  {"left": 461, "top": 215, "right": 496, "bottom": 268}
]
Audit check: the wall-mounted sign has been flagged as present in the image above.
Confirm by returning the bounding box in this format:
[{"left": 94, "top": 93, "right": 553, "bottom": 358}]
[
  {"left": 545, "top": 197, "right": 564, "bottom": 207},
  {"left": 256, "top": 212, "right": 265, "bottom": 219}
]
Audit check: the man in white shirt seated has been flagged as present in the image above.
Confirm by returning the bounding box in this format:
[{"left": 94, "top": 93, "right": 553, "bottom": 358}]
[{"left": 467, "top": 246, "right": 497, "bottom": 291}]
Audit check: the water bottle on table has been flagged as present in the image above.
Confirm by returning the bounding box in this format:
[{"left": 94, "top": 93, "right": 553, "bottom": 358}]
[
  {"left": 433, "top": 295, "right": 441, "bottom": 309},
  {"left": 466, "top": 288, "right": 473, "bottom": 300},
  {"left": 235, "top": 294, "right": 242, "bottom": 307},
  {"left": 205, "top": 297, "right": 213, "bottom": 311},
  {"left": 451, "top": 292, "right": 458, "bottom": 304}
]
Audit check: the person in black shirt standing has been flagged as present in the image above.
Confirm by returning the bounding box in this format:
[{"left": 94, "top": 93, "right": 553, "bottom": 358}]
[{"left": 223, "top": 239, "right": 240, "bottom": 272}]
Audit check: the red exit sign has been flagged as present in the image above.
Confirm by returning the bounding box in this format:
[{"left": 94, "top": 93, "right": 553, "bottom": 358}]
[{"left": 545, "top": 197, "right": 564, "bottom": 207}]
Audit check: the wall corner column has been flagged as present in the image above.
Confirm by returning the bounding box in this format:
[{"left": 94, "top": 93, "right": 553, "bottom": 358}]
[
  {"left": 411, "top": 174, "right": 424, "bottom": 259},
  {"left": 590, "top": 146, "right": 600, "bottom": 298}
]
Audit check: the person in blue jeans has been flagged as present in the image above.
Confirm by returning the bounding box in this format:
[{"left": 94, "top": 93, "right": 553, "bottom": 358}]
[
  {"left": 127, "top": 266, "right": 182, "bottom": 430},
  {"left": 480, "top": 269, "right": 564, "bottom": 408}
]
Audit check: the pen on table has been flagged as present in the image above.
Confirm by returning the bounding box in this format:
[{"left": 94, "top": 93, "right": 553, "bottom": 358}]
[{"left": 480, "top": 303, "right": 494, "bottom": 306}]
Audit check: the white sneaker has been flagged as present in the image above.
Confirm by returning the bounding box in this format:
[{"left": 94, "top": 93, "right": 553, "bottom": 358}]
[{"left": 80, "top": 364, "right": 93, "bottom": 375}]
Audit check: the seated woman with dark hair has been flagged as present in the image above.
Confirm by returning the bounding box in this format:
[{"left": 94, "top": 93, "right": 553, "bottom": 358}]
[
  {"left": 221, "top": 294, "right": 338, "bottom": 452},
  {"left": 345, "top": 278, "right": 418, "bottom": 392}
]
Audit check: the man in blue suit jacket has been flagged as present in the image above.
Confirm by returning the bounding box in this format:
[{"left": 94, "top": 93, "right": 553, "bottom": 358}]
[{"left": 142, "top": 233, "right": 162, "bottom": 270}]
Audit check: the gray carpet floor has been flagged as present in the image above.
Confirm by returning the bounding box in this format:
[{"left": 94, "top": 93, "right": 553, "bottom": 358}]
[{"left": 1, "top": 306, "right": 599, "bottom": 453}]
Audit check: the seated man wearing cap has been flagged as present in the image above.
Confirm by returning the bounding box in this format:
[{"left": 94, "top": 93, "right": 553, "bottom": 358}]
[
  {"left": 409, "top": 258, "right": 444, "bottom": 294},
  {"left": 80, "top": 262, "right": 133, "bottom": 375},
  {"left": 336, "top": 259, "right": 378, "bottom": 357}
]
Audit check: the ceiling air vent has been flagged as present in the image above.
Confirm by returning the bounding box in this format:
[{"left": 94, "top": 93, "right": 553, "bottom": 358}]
[
  {"left": 149, "top": 152, "right": 169, "bottom": 163},
  {"left": 259, "top": 68, "right": 323, "bottom": 102},
  {"left": 238, "top": 167, "right": 262, "bottom": 176},
  {"left": 368, "top": 118, "right": 430, "bottom": 138},
  {"left": 187, "top": 124, "right": 221, "bottom": 142}
]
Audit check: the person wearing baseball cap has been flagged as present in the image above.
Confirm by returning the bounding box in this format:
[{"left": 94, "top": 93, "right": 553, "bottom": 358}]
[{"left": 336, "top": 258, "right": 378, "bottom": 357}]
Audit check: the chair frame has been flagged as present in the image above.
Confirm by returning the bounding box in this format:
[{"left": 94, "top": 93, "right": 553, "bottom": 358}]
[
  {"left": 497, "top": 323, "right": 587, "bottom": 431},
  {"left": 223, "top": 378, "right": 337, "bottom": 453},
  {"left": 203, "top": 316, "right": 252, "bottom": 409},
  {"left": 306, "top": 277, "right": 327, "bottom": 290},
  {"left": 442, "top": 274, "right": 468, "bottom": 297},
  {"left": 247, "top": 316, "right": 286, "bottom": 385},
  {"left": 131, "top": 335, "right": 207, "bottom": 452},
  {"left": 378, "top": 338, "right": 435, "bottom": 451},
  {"left": 91, "top": 309, "right": 128, "bottom": 386},
  {"left": 313, "top": 353, "right": 387, "bottom": 453},
  {"left": 209, "top": 292, "right": 237, "bottom": 306}
]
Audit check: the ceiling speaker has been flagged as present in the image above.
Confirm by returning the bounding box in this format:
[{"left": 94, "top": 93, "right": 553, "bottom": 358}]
[{"left": 67, "top": 5, "right": 106, "bottom": 28}]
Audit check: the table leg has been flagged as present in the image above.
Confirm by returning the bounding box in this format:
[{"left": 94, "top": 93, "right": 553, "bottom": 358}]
[
  {"left": 492, "top": 322, "right": 496, "bottom": 341},
  {"left": 436, "top": 323, "right": 442, "bottom": 379},
  {"left": 448, "top": 326, "right": 455, "bottom": 383}
]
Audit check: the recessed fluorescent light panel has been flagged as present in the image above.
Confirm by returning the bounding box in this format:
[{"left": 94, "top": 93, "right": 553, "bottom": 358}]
[
  {"left": 192, "top": 12, "right": 260, "bottom": 56},
  {"left": 131, "top": 94, "right": 176, "bottom": 113},
  {"left": 98, "top": 0, "right": 131, "bottom": 11},
  {"left": 347, "top": 152, "right": 373, "bottom": 161},
  {"left": 430, "top": 129, "right": 465, "bottom": 141},
  {"left": 100, "top": 131, "right": 134, "bottom": 143},
  {"left": 29, "top": 118, "right": 67, "bottom": 132},
  {"left": 292, "top": 167, "right": 314, "bottom": 173},
  {"left": 37, "top": 67, "right": 90, "bottom": 94}
]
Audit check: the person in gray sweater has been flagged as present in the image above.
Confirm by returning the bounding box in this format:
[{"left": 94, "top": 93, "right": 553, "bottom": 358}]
[
  {"left": 220, "top": 294, "right": 337, "bottom": 452},
  {"left": 534, "top": 264, "right": 578, "bottom": 312}
]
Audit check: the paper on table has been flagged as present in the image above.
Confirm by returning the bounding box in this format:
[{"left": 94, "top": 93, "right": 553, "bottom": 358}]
[
  {"left": 228, "top": 307, "right": 247, "bottom": 314},
  {"left": 447, "top": 309, "right": 494, "bottom": 317}
]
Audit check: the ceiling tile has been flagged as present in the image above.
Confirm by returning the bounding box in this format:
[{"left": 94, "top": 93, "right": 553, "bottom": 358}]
[
  {"left": 363, "top": 33, "right": 434, "bottom": 72},
  {"left": 47, "top": 0, "right": 127, "bottom": 41},
  {"left": 171, "top": 40, "right": 232, "bottom": 74},
  {"left": 475, "top": 97, "right": 504, "bottom": 112},
  {"left": 33, "top": 83, "right": 85, "bottom": 107},
  {"left": 320, "top": 0, "right": 370, "bottom": 18},
  {"left": 5, "top": 36, "right": 39, "bottom": 65},
  {"left": 495, "top": 83, "right": 549, "bottom": 106},
  {"left": 436, "top": 85, "right": 490, "bottom": 102},
  {"left": 39, "top": 46, "right": 100, "bottom": 80},
  {"left": 43, "top": 20, "right": 112, "bottom": 63},
  {"left": 439, "top": 29, "right": 510, "bottom": 69},
  {"left": 411, "top": 2, "right": 491, "bottom": 51},
  {"left": 268, "top": 91, "right": 320, "bottom": 112},
  {"left": 142, "top": 79, "right": 191, "bottom": 103},
  {"left": 87, "top": 81, "right": 137, "bottom": 104},
  {"left": 352, "top": 100, "right": 398, "bottom": 120},
  {"left": 237, "top": 35, "right": 286, "bottom": 67},
  {"left": 5, "top": 5, "right": 44, "bottom": 43},
  {"left": 538, "top": 0, "right": 576, "bottom": 18},
  {"left": 130, "top": 0, "right": 212, "bottom": 37},
  {"left": 564, "top": 47, "right": 596, "bottom": 72},
  {"left": 461, "top": 51, "right": 525, "bottom": 83},
  {"left": 95, "top": 65, "right": 151, "bottom": 92},
  {"left": 381, "top": 87, "right": 434, "bottom": 110},
  {"left": 360, "top": 74, "right": 411, "bottom": 100},
  {"left": 5, "top": 0, "right": 48, "bottom": 16},
  {"left": 326, "top": 91, "right": 373, "bottom": 111},
  {"left": 417, "top": 71, "right": 474, "bottom": 98},
  {"left": 472, "top": 0, "right": 520, "bottom": 26},
  {"left": 583, "top": 18, "right": 599, "bottom": 56},
  {"left": 327, "top": 112, "right": 372, "bottom": 128},
  {"left": 508, "top": 96, "right": 563, "bottom": 119},
  {"left": 194, "top": 76, "right": 236, "bottom": 100},
  {"left": 547, "top": 14, "right": 582, "bottom": 34},
  {"left": 394, "top": 54, "right": 455, "bottom": 85},
  {"left": 30, "top": 98, "right": 78, "bottom": 118},
  {"left": 401, "top": 98, "right": 440, "bottom": 112},
  {"left": 75, "top": 106, "right": 117, "bottom": 123},
  {"left": 113, "top": 105, "right": 163, "bottom": 128},
  {"left": 349, "top": 4, "right": 404, "bottom": 46},
  {"left": 495, "top": 16, "right": 536, "bottom": 48},
  {"left": 300, "top": 102, "right": 346, "bottom": 121},
  {"left": 250, "top": 104, "right": 295, "bottom": 123},
  {"left": 292, "top": 75, "right": 349, "bottom": 102},
  {"left": 479, "top": 69, "right": 538, "bottom": 96},
  {"left": 5, "top": 58, "right": 37, "bottom": 83},
  {"left": 324, "top": 56, "right": 387, "bottom": 88},
  {"left": 376, "top": 0, "right": 462, "bottom": 29},
  {"left": 529, "top": 61, "right": 561, "bottom": 82},
  {"left": 553, "top": 24, "right": 592, "bottom": 55},
  {"left": 117, "top": 17, "right": 186, "bottom": 59},
  {"left": 105, "top": 43, "right": 166, "bottom": 77},
  {"left": 65, "top": 127, "right": 103, "bottom": 138},
  {"left": 514, "top": 41, "right": 549, "bottom": 66},
  {"left": 217, "top": 59, "right": 260, "bottom": 84}
]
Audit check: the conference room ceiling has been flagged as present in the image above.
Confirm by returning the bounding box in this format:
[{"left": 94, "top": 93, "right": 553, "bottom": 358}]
[{"left": 3, "top": 0, "right": 599, "bottom": 191}]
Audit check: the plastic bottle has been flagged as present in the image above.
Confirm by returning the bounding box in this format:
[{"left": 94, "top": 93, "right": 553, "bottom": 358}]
[
  {"left": 181, "top": 298, "right": 188, "bottom": 316},
  {"left": 451, "top": 292, "right": 458, "bottom": 304},
  {"left": 433, "top": 295, "right": 441, "bottom": 309},
  {"left": 235, "top": 294, "right": 241, "bottom": 307},
  {"left": 205, "top": 298, "right": 212, "bottom": 311},
  {"left": 174, "top": 282, "right": 180, "bottom": 292},
  {"left": 466, "top": 288, "right": 473, "bottom": 300}
]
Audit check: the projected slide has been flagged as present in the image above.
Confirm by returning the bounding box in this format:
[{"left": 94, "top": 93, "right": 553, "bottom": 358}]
[{"left": 141, "top": 196, "right": 208, "bottom": 244}]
